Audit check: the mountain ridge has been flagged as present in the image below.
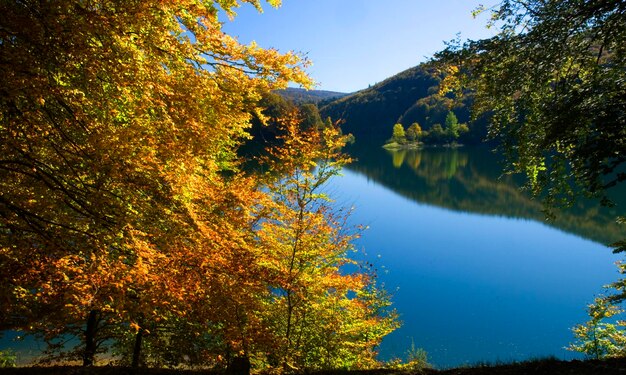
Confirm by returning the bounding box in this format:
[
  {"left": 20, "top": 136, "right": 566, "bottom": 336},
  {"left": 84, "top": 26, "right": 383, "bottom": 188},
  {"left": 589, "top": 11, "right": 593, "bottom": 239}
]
[
  {"left": 276, "top": 87, "right": 348, "bottom": 105},
  {"left": 319, "top": 64, "right": 488, "bottom": 144}
]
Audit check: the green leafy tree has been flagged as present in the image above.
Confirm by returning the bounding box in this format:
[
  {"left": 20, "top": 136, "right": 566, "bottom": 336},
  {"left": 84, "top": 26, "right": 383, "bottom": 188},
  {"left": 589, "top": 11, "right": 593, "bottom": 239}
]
[
  {"left": 0, "top": 350, "right": 16, "bottom": 368},
  {"left": 402, "top": 340, "right": 431, "bottom": 371},
  {"left": 299, "top": 103, "right": 324, "bottom": 130},
  {"left": 569, "top": 293, "right": 626, "bottom": 359},
  {"left": 438, "top": 0, "right": 626, "bottom": 206},
  {"left": 437, "top": 0, "right": 626, "bottom": 359},
  {"left": 444, "top": 111, "right": 460, "bottom": 140},
  {"left": 324, "top": 116, "right": 334, "bottom": 130},
  {"left": 424, "top": 124, "right": 445, "bottom": 144}
]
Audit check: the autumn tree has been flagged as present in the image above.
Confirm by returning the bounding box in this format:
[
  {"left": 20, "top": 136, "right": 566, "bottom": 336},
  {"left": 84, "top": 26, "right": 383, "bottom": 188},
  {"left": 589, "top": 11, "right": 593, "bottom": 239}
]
[
  {"left": 406, "top": 123, "right": 422, "bottom": 143},
  {"left": 1, "top": 0, "right": 398, "bottom": 370},
  {"left": 256, "top": 120, "right": 398, "bottom": 370},
  {"left": 391, "top": 123, "right": 407, "bottom": 144},
  {"left": 0, "top": 0, "right": 309, "bottom": 367}
]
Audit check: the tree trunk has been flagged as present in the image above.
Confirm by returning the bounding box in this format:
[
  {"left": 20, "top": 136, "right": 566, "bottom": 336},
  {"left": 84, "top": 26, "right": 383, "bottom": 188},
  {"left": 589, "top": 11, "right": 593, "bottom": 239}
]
[
  {"left": 83, "top": 310, "right": 98, "bottom": 366},
  {"left": 131, "top": 327, "right": 143, "bottom": 368},
  {"left": 227, "top": 355, "right": 250, "bottom": 375}
]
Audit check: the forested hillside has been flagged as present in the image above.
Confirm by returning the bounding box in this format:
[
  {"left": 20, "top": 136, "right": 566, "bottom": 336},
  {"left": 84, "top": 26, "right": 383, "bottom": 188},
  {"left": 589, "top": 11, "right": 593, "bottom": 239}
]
[
  {"left": 276, "top": 87, "right": 348, "bottom": 104},
  {"left": 319, "top": 65, "right": 488, "bottom": 144}
]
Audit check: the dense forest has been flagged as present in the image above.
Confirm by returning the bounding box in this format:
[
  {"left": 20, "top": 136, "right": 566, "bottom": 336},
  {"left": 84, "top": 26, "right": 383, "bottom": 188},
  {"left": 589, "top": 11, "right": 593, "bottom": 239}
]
[
  {"left": 276, "top": 88, "right": 348, "bottom": 105},
  {"left": 319, "top": 65, "right": 488, "bottom": 145}
]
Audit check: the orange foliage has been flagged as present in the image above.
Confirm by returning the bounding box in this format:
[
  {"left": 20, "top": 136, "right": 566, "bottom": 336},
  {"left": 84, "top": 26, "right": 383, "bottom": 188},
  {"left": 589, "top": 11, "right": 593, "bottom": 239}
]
[{"left": 0, "top": 0, "right": 396, "bottom": 370}]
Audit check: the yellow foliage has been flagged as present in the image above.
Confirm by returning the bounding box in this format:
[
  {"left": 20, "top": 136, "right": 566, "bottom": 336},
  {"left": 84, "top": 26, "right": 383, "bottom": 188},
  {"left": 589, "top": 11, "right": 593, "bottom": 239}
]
[{"left": 0, "top": 0, "right": 395, "bottom": 369}]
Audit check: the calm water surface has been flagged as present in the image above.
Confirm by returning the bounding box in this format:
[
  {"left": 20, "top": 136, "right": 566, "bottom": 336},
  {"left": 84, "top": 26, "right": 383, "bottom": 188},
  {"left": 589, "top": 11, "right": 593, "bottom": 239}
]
[
  {"left": 3, "top": 144, "right": 624, "bottom": 368},
  {"left": 330, "top": 142, "right": 625, "bottom": 368}
]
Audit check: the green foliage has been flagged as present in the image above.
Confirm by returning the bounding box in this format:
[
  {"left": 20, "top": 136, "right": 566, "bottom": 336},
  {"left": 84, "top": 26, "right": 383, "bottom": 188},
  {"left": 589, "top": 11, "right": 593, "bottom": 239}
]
[
  {"left": 569, "top": 296, "right": 626, "bottom": 359},
  {"left": 437, "top": 0, "right": 626, "bottom": 206},
  {"left": 299, "top": 103, "right": 324, "bottom": 130},
  {"left": 406, "top": 112, "right": 468, "bottom": 146},
  {"left": 403, "top": 341, "right": 431, "bottom": 371},
  {"left": 439, "top": 6, "right": 626, "bottom": 361},
  {"left": 445, "top": 111, "right": 460, "bottom": 139},
  {"left": 324, "top": 116, "right": 334, "bottom": 129},
  {"left": 320, "top": 65, "right": 485, "bottom": 142},
  {"left": 0, "top": 350, "right": 16, "bottom": 368},
  {"left": 245, "top": 93, "right": 328, "bottom": 150},
  {"left": 423, "top": 123, "right": 445, "bottom": 144},
  {"left": 319, "top": 63, "right": 488, "bottom": 145},
  {"left": 384, "top": 341, "right": 431, "bottom": 372},
  {"left": 569, "top": 249, "right": 626, "bottom": 360},
  {"left": 262, "top": 92, "right": 298, "bottom": 121}
]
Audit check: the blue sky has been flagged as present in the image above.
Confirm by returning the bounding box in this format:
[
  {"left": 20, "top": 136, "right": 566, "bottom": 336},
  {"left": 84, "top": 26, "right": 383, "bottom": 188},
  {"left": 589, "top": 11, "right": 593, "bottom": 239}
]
[{"left": 222, "top": 0, "right": 496, "bottom": 93}]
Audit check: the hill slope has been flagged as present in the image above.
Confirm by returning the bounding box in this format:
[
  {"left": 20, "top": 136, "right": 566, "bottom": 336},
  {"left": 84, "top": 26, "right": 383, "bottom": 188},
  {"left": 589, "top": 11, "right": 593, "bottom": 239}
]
[
  {"left": 276, "top": 88, "right": 348, "bottom": 104},
  {"left": 319, "top": 64, "right": 487, "bottom": 144}
]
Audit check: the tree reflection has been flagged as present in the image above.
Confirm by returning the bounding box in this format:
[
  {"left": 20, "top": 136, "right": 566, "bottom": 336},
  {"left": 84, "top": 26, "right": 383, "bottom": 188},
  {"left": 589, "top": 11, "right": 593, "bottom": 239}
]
[{"left": 348, "top": 142, "right": 625, "bottom": 246}]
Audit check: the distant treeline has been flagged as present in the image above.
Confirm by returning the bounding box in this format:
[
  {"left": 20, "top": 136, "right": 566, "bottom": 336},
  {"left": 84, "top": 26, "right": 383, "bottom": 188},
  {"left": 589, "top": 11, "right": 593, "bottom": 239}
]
[
  {"left": 263, "top": 65, "right": 490, "bottom": 147},
  {"left": 276, "top": 87, "right": 348, "bottom": 105},
  {"left": 318, "top": 65, "right": 490, "bottom": 145}
]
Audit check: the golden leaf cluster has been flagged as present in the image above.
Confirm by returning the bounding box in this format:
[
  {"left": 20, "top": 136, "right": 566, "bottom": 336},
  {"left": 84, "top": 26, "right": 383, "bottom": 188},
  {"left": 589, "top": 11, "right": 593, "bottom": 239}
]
[{"left": 0, "top": 0, "right": 395, "bottom": 370}]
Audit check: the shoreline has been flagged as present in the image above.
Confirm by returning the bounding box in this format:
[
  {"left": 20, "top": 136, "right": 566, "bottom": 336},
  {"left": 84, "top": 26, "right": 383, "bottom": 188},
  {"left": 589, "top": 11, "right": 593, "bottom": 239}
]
[
  {"left": 1, "top": 357, "right": 625, "bottom": 374},
  {"left": 382, "top": 142, "right": 463, "bottom": 150}
]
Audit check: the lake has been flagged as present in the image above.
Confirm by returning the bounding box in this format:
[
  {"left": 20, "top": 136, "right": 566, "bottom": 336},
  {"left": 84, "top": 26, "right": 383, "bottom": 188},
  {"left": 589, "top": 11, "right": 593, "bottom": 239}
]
[
  {"left": 330, "top": 141, "right": 626, "bottom": 368},
  {"left": 2, "top": 142, "right": 624, "bottom": 368}
]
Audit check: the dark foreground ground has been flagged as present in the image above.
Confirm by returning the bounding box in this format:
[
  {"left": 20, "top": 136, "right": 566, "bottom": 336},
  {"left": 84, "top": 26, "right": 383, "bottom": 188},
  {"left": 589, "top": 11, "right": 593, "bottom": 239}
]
[{"left": 1, "top": 358, "right": 625, "bottom": 375}]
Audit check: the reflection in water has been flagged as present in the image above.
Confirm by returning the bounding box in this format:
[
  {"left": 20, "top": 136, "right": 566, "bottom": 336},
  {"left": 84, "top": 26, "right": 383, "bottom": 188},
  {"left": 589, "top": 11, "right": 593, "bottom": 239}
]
[
  {"left": 3, "top": 143, "right": 623, "bottom": 368},
  {"left": 328, "top": 141, "right": 624, "bottom": 367},
  {"left": 385, "top": 148, "right": 469, "bottom": 180},
  {"left": 406, "top": 151, "right": 422, "bottom": 170},
  {"left": 352, "top": 143, "right": 625, "bottom": 245},
  {"left": 391, "top": 149, "right": 405, "bottom": 168}
]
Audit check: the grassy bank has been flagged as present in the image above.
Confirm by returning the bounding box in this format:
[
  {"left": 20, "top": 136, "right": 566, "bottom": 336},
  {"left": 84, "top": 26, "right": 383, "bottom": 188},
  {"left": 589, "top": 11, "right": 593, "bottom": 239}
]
[{"left": 1, "top": 358, "right": 625, "bottom": 375}]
